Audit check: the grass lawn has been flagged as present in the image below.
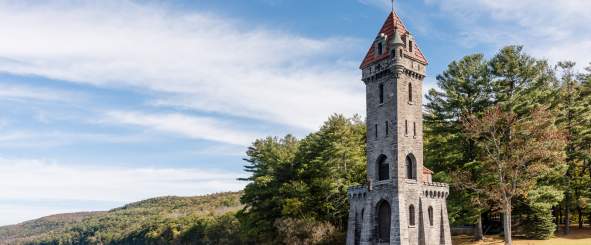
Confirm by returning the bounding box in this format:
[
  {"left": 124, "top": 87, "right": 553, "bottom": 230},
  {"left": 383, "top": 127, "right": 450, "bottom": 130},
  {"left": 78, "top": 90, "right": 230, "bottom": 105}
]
[{"left": 452, "top": 227, "right": 591, "bottom": 245}]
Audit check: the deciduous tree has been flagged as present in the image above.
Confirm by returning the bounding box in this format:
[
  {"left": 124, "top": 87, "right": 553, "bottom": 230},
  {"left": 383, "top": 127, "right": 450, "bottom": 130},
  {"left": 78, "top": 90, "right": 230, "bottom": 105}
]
[{"left": 464, "top": 106, "right": 566, "bottom": 245}]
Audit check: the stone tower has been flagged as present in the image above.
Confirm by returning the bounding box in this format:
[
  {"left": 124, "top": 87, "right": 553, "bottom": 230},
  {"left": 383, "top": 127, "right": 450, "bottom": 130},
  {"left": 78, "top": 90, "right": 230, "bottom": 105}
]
[{"left": 346, "top": 11, "right": 452, "bottom": 245}]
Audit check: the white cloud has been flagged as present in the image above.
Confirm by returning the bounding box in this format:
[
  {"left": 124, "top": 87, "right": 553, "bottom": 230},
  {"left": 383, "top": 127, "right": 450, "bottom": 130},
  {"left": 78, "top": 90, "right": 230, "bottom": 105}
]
[
  {"left": 425, "top": 0, "right": 591, "bottom": 70},
  {"left": 105, "top": 111, "right": 261, "bottom": 145},
  {"left": 0, "top": 129, "right": 150, "bottom": 148},
  {"left": 0, "top": 83, "right": 82, "bottom": 102},
  {"left": 0, "top": 1, "right": 365, "bottom": 130},
  {"left": 0, "top": 157, "right": 246, "bottom": 225}
]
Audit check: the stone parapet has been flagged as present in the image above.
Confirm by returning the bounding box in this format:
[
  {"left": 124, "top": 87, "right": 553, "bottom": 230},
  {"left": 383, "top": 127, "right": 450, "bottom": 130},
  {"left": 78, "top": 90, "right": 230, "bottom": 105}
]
[
  {"left": 421, "top": 181, "right": 449, "bottom": 199},
  {"left": 348, "top": 185, "right": 368, "bottom": 200}
]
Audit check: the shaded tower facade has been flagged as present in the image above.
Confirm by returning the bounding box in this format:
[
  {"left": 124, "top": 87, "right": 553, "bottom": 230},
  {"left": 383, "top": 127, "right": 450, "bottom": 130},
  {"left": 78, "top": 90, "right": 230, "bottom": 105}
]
[{"left": 346, "top": 11, "right": 452, "bottom": 245}]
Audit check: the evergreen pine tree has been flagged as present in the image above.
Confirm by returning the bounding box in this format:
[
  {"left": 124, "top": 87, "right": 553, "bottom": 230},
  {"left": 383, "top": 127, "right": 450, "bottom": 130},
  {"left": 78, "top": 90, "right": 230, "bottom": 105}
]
[{"left": 424, "top": 53, "right": 492, "bottom": 240}]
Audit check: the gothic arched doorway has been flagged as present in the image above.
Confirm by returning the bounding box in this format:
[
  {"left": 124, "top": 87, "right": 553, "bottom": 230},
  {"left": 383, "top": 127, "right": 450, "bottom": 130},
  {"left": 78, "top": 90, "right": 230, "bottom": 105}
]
[{"left": 377, "top": 200, "right": 391, "bottom": 242}]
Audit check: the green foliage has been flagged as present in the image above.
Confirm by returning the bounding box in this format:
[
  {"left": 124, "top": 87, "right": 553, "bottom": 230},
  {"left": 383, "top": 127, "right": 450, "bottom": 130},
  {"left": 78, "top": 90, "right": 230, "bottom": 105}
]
[
  {"left": 3, "top": 192, "right": 244, "bottom": 245},
  {"left": 515, "top": 185, "right": 564, "bottom": 239},
  {"left": 489, "top": 46, "right": 556, "bottom": 114},
  {"left": 0, "top": 212, "right": 101, "bottom": 244},
  {"left": 552, "top": 61, "right": 591, "bottom": 232},
  {"left": 238, "top": 134, "right": 300, "bottom": 243},
  {"left": 522, "top": 210, "right": 556, "bottom": 240},
  {"left": 274, "top": 218, "right": 342, "bottom": 245},
  {"left": 239, "top": 114, "right": 365, "bottom": 244},
  {"left": 424, "top": 53, "right": 493, "bottom": 226},
  {"left": 425, "top": 45, "right": 590, "bottom": 242}
]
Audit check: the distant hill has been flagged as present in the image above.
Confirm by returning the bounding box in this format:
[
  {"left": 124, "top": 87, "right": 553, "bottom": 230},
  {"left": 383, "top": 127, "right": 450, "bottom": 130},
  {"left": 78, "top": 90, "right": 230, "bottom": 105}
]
[
  {"left": 0, "top": 192, "right": 243, "bottom": 245},
  {"left": 0, "top": 212, "right": 103, "bottom": 244}
]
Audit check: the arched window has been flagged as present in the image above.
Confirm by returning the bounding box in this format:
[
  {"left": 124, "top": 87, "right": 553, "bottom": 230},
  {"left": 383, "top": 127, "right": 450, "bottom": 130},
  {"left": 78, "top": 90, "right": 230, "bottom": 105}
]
[
  {"left": 377, "top": 201, "right": 391, "bottom": 242},
  {"left": 428, "top": 206, "right": 434, "bottom": 226},
  {"left": 377, "top": 42, "right": 383, "bottom": 55},
  {"left": 408, "top": 83, "right": 413, "bottom": 102},
  {"left": 406, "top": 154, "right": 416, "bottom": 180},
  {"left": 409, "top": 205, "right": 416, "bottom": 226},
  {"left": 377, "top": 155, "right": 389, "bottom": 181}
]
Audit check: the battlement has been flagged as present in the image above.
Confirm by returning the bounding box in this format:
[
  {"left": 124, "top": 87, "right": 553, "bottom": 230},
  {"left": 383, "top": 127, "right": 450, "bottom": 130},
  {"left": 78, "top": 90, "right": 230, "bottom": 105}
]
[
  {"left": 422, "top": 181, "right": 449, "bottom": 199},
  {"left": 348, "top": 185, "right": 367, "bottom": 200},
  {"left": 423, "top": 181, "right": 448, "bottom": 187},
  {"left": 361, "top": 58, "right": 425, "bottom": 82}
]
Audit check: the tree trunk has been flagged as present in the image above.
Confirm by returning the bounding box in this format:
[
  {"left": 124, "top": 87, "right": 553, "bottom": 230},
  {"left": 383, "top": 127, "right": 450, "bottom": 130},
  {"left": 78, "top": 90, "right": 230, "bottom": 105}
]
[
  {"left": 553, "top": 207, "right": 560, "bottom": 231},
  {"left": 578, "top": 207, "right": 583, "bottom": 229},
  {"left": 559, "top": 204, "right": 563, "bottom": 227},
  {"left": 503, "top": 210, "right": 512, "bottom": 245},
  {"left": 564, "top": 195, "right": 570, "bottom": 235},
  {"left": 474, "top": 214, "right": 484, "bottom": 241}
]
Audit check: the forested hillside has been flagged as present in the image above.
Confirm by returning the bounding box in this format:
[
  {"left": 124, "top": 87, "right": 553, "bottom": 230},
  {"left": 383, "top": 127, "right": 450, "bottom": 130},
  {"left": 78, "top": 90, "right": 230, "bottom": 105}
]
[
  {"left": 0, "top": 212, "right": 101, "bottom": 244},
  {"left": 0, "top": 192, "right": 243, "bottom": 245}
]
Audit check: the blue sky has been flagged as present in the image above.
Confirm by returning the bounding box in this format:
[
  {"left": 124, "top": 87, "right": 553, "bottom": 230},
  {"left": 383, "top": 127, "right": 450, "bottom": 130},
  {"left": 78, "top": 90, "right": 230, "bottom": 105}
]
[{"left": 0, "top": 0, "right": 590, "bottom": 225}]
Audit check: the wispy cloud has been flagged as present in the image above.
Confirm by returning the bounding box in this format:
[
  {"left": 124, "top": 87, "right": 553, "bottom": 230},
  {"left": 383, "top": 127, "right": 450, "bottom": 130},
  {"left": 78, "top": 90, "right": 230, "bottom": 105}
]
[
  {"left": 0, "top": 130, "right": 149, "bottom": 148},
  {"left": 424, "top": 0, "right": 591, "bottom": 69},
  {"left": 0, "top": 157, "right": 246, "bottom": 225},
  {"left": 0, "top": 1, "right": 365, "bottom": 130},
  {"left": 0, "top": 83, "right": 82, "bottom": 102},
  {"left": 105, "top": 111, "right": 261, "bottom": 145}
]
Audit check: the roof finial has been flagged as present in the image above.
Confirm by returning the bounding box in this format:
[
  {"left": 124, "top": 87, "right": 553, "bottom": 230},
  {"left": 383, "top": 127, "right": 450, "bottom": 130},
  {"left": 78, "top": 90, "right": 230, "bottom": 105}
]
[{"left": 391, "top": 0, "right": 395, "bottom": 13}]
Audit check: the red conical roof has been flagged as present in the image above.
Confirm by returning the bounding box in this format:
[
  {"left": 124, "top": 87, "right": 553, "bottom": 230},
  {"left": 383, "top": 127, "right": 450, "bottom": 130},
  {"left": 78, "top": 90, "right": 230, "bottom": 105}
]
[{"left": 359, "top": 11, "right": 428, "bottom": 69}]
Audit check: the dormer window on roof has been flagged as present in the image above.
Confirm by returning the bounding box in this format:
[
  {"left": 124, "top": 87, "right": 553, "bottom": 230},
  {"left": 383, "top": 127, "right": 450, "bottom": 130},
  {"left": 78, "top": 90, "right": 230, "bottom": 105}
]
[{"left": 375, "top": 33, "right": 388, "bottom": 57}]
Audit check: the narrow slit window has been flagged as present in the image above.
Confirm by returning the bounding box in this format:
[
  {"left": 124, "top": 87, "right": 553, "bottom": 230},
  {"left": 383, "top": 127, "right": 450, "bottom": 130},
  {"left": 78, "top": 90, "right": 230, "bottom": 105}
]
[
  {"left": 413, "top": 122, "right": 416, "bottom": 137},
  {"left": 409, "top": 205, "right": 416, "bottom": 226},
  {"left": 408, "top": 83, "right": 413, "bottom": 102},
  {"left": 379, "top": 83, "right": 384, "bottom": 104},
  {"left": 409, "top": 41, "right": 413, "bottom": 52},
  {"left": 385, "top": 121, "right": 389, "bottom": 136},
  {"left": 405, "top": 120, "right": 408, "bottom": 136},
  {"left": 377, "top": 42, "right": 383, "bottom": 55},
  {"left": 375, "top": 124, "right": 378, "bottom": 139},
  {"left": 428, "top": 206, "right": 434, "bottom": 226}
]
